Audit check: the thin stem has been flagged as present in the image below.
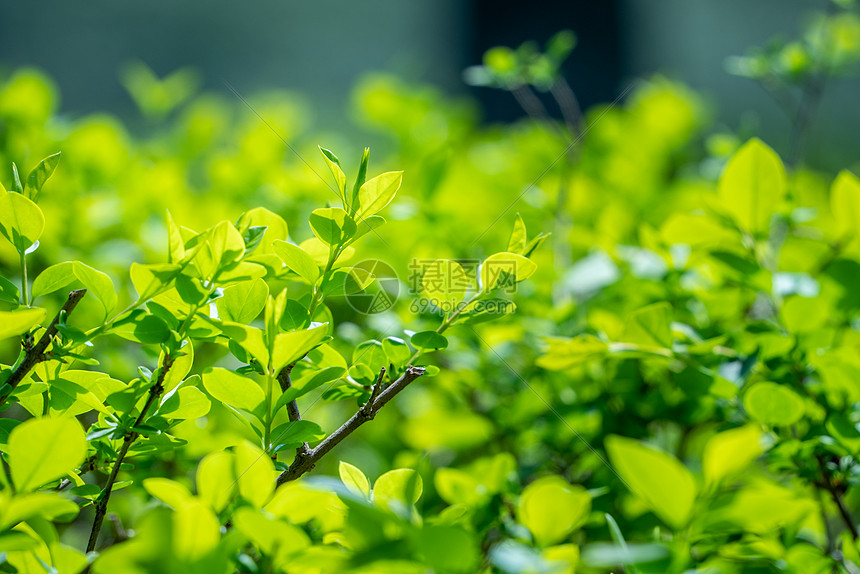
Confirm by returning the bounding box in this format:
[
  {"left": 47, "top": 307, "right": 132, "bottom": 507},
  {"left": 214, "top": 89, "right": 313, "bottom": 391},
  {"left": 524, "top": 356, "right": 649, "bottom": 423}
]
[
  {"left": 550, "top": 78, "right": 583, "bottom": 136},
  {"left": 20, "top": 250, "right": 29, "bottom": 307},
  {"left": 264, "top": 371, "right": 274, "bottom": 450},
  {"left": 276, "top": 366, "right": 426, "bottom": 486},
  {"left": 0, "top": 289, "right": 87, "bottom": 409},
  {"left": 86, "top": 354, "right": 176, "bottom": 552},
  {"left": 408, "top": 291, "right": 483, "bottom": 364},
  {"left": 817, "top": 455, "right": 859, "bottom": 541}
]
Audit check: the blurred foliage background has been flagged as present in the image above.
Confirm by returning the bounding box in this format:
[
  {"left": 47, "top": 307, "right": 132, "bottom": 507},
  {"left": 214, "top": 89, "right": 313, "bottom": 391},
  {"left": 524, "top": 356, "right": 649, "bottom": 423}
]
[{"left": 3, "top": 0, "right": 860, "bottom": 572}]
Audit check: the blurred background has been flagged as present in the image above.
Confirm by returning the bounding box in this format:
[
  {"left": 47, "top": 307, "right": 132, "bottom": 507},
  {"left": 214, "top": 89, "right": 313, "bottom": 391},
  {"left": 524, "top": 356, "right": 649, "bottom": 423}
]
[{"left": 2, "top": 0, "right": 858, "bottom": 167}]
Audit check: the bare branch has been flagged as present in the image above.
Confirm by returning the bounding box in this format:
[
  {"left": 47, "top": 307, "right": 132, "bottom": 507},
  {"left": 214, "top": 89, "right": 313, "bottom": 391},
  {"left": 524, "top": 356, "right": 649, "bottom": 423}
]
[
  {"left": 276, "top": 366, "right": 425, "bottom": 486},
  {"left": 0, "top": 289, "right": 87, "bottom": 408}
]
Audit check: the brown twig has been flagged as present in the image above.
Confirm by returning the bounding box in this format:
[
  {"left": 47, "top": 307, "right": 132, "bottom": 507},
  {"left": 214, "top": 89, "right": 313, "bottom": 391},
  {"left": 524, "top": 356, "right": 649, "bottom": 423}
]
[
  {"left": 86, "top": 353, "right": 176, "bottom": 553},
  {"left": 276, "top": 363, "right": 310, "bottom": 458},
  {"left": 0, "top": 289, "right": 87, "bottom": 408},
  {"left": 276, "top": 366, "right": 425, "bottom": 486}
]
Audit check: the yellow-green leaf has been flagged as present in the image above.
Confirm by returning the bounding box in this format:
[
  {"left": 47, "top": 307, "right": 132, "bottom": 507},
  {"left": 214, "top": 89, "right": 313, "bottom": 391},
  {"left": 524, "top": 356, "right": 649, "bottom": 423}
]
[
  {"left": 356, "top": 171, "right": 403, "bottom": 219},
  {"left": 480, "top": 252, "right": 537, "bottom": 291},
  {"left": 8, "top": 417, "right": 87, "bottom": 492},
  {"left": 703, "top": 425, "right": 764, "bottom": 488},
  {"left": 0, "top": 191, "right": 45, "bottom": 252},
  {"left": 0, "top": 307, "right": 46, "bottom": 341},
  {"left": 338, "top": 461, "right": 370, "bottom": 498},
  {"left": 717, "top": 138, "right": 786, "bottom": 235},
  {"left": 517, "top": 476, "right": 591, "bottom": 547},
  {"left": 605, "top": 435, "right": 696, "bottom": 529}
]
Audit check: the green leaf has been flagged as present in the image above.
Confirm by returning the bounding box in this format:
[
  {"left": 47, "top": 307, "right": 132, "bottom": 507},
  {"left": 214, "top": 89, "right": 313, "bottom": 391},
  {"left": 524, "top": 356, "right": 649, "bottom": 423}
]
[
  {"left": 411, "top": 330, "right": 448, "bottom": 350},
  {"left": 581, "top": 543, "right": 669, "bottom": 569},
  {"left": 202, "top": 367, "right": 265, "bottom": 412},
  {"left": 270, "top": 420, "right": 325, "bottom": 451},
  {"left": 434, "top": 468, "right": 485, "bottom": 506},
  {"left": 703, "top": 425, "right": 764, "bottom": 488},
  {"left": 743, "top": 382, "right": 805, "bottom": 426},
  {"left": 0, "top": 307, "right": 46, "bottom": 341},
  {"left": 158, "top": 386, "right": 211, "bottom": 419},
  {"left": 382, "top": 337, "right": 411, "bottom": 368},
  {"left": 0, "top": 492, "right": 80, "bottom": 530},
  {"left": 319, "top": 146, "right": 348, "bottom": 206},
  {"left": 356, "top": 171, "right": 403, "bottom": 219},
  {"left": 234, "top": 441, "right": 275, "bottom": 508},
  {"left": 234, "top": 207, "right": 289, "bottom": 254},
  {"left": 339, "top": 460, "right": 371, "bottom": 498},
  {"left": 143, "top": 477, "right": 194, "bottom": 509},
  {"left": 717, "top": 138, "right": 786, "bottom": 235},
  {"left": 275, "top": 366, "right": 345, "bottom": 407},
  {"left": 604, "top": 435, "right": 696, "bottom": 529},
  {"left": 217, "top": 277, "right": 269, "bottom": 324},
  {"left": 271, "top": 324, "right": 329, "bottom": 373},
  {"left": 129, "top": 262, "right": 182, "bottom": 300},
  {"left": 350, "top": 147, "right": 370, "bottom": 212},
  {"left": 536, "top": 335, "right": 607, "bottom": 370},
  {"left": 480, "top": 252, "right": 538, "bottom": 291},
  {"left": 0, "top": 274, "right": 20, "bottom": 303},
  {"left": 507, "top": 213, "right": 528, "bottom": 253},
  {"left": 214, "top": 321, "right": 270, "bottom": 368},
  {"left": 272, "top": 240, "right": 320, "bottom": 285},
  {"left": 373, "top": 468, "right": 423, "bottom": 509},
  {"left": 24, "top": 152, "right": 61, "bottom": 201},
  {"left": 422, "top": 259, "right": 468, "bottom": 313},
  {"left": 32, "top": 260, "right": 117, "bottom": 319},
  {"left": 8, "top": 416, "right": 87, "bottom": 492},
  {"left": 0, "top": 191, "right": 45, "bottom": 252},
  {"left": 197, "top": 451, "right": 235, "bottom": 512},
  {"left": 165, "top": 209, "right": 186, "bottom": 263},
  {"left": 831, "top": 169, "right": 860, "bottom": 239},
  {"left": 623, "top": 302, "right": 673, "bottom": 350},
  {"left": 111, "top": 310, "right": 170, "bottom": 344},
  {"left": 309, "top": 207, "right": 356, "bottom": 246},
  {"left": 518, "top": 476, "right": 591, "bottom": 547}
]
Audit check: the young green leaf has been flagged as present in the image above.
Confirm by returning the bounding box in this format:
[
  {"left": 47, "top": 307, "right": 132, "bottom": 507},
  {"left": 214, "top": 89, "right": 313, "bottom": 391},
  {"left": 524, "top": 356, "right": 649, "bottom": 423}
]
[
  {"left": 742, "top": 382, "right": 805, "bottom": 426},
  {"left": 339, "top": 461, "right": 371, "bottom": 498},
  {"left": 0, "top": 191, "right": 45, "bottom": 253},
  {"left": 309, "top": 207, "right": 357, "bottom": 246},
  {"left": 830, "top": 169, "right": 860, "bottom": 240},
  {"left": 0, "top": 308, "right": 46, "bottom": 341},
  {"left": 507, "top": 213, "right": 528, "bottom": 253},
  {"left": 0, "top": 274, "right": 20, "bottom": 303},
  {"left": 202, "top": 367, "right": 266, "bottom": 412},
  {"left": 32, "top": 261, "right": 117, "bottom": 319},
  {"left": 217, "top": 277, "right": 269, "bottom": 324},
  {"left": 517, "top": 476, "right": 591, "bottom": 547},
  {"left": 271, "top": 323, "right": 330, "bottom": 373},
  {"left": 703, "top": 425, "right": 764, "bottom": 488},
  {"left": 8, "top": 417, "right": 86, "bottom": 492},
  {"left": 24, "top": 152, "right": 61, "bottom": 202},
  {"left": 480, "top": 252, "right": 537, "bottom": 291},
  {"left": 373, "top": 468, "right": 423, "bottom": 508},
  {"left": 411, "top": 331, "right": 448, "bottom": 350},
  {"left": 422, "top": 259, "right": 468, "bottom": 312},
  {"left": 272, "top": 240, "right": 320, "bottom": 285},
  {"left": 604, "top": 435, "right": 696, "bottom": 529},
  {"left": 319, "top": 146, "right": 348, "bottom": 206},
  {"left": 717, "top": 138, "right": 786, "bottom": 235},
  {"left": 356, "top": 171, "right": 403, "bottom": 219}
]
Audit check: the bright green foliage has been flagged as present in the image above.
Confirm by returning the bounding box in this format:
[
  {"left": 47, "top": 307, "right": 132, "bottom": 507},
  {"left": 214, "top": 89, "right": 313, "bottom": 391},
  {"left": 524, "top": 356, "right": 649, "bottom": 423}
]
[{"left": 2, "top": 11, "right": 860, "bottom": 571}]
